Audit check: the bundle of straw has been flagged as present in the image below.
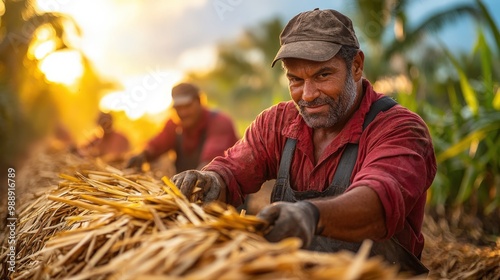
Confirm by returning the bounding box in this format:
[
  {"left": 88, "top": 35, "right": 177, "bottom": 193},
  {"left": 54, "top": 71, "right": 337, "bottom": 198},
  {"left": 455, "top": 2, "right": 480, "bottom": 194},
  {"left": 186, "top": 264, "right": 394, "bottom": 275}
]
[
  {"left": 1, "top": 168, "right": 411, "bottom": 280},
  {"left": 422, "top": 217, "right": 500, "bottom": 279}
]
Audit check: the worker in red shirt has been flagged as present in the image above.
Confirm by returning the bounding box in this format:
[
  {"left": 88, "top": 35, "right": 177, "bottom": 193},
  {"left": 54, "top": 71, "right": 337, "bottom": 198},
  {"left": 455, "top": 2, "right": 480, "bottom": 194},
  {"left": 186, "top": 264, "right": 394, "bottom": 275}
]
[
  {"left": 172, "top": 9, "right": 436, "bottom": 276},
  {"left": 126, "top": 82, "right": 239, "bottom": 172},
  {"left": 79, "top": 112, "right": 130, "bottom": 162}
]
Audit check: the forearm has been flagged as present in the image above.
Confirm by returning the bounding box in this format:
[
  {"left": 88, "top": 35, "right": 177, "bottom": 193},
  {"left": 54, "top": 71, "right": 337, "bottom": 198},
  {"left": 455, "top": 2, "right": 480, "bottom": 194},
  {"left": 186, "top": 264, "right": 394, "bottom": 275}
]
[{"left": 312, "top": 186, "right": 387, "bottom": 242}]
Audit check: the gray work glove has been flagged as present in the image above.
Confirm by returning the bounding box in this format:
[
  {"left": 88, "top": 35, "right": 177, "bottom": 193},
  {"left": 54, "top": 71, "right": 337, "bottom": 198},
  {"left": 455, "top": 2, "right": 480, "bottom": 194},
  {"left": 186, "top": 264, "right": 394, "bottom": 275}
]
[
  {"left": 172, "top": 170, "right": 223, "bottom": 203},
  {"left": 257, "top": 201, "right": 320, "bottom": 248},
  {"left": 125, "top": 152, "right": 147, "bottom": 169}
]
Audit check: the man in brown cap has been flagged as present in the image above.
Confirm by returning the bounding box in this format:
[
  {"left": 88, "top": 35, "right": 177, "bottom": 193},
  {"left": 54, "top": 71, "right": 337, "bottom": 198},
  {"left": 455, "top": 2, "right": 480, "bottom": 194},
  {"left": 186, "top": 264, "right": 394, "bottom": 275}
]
[
  {"left": 172, "top": 9, "right": 436, "bottom": 275},
  {"left": 126, "top": 82, "right": 239, "bottom": 172}
]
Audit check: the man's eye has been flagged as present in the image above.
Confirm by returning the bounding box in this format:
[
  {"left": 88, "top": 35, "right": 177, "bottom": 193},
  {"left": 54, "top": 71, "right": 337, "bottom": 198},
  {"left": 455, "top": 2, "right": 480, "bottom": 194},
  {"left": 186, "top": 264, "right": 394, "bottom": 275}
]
[{"left": 319, "top": 73, "right": 331, "bottom": 78}]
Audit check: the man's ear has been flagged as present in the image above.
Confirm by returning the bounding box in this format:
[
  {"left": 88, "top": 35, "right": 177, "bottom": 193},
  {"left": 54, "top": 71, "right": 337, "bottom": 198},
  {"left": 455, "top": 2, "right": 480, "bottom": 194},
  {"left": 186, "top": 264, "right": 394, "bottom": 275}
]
[{"left": 352, "top": 50, "right": 364, "bottom": 81}]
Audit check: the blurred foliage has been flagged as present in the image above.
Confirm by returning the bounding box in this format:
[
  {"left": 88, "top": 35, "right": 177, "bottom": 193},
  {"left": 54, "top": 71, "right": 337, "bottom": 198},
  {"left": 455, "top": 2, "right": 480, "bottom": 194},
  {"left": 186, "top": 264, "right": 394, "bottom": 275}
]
[
  {"left": 427, "top": 35, "right": 499, "bottom": 215},
  {"left": 336, "top": 0, "right": 500, "bottom": 215},
  {"left": 351, "top": 0, "right": 483, "bottom": 83},
  {"left": 0, "top": 0, "right": 116, "bottom": 170},
  {"left": 383, "top": 0, "right": 500, "bottom": 215}
]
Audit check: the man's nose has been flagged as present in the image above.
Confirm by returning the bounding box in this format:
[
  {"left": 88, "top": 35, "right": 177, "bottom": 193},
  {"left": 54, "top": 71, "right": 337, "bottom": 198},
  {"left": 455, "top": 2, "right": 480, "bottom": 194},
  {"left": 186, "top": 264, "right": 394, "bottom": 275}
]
[{"left": 302, "top": 80, "right": 319, "bottom": 102}]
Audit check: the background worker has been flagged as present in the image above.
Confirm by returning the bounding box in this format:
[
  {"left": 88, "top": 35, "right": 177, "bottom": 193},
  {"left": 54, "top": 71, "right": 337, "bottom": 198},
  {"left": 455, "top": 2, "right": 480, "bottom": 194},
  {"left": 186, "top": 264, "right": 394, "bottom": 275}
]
[
  {"left": 79, "top": 111, "right": 130, "bottom": 162},
  {"left": 126, "top": 82, "right": 239, "bottom": 172},
  {"left": 172, "top": 9, "right": 436, "bottom": 275}
]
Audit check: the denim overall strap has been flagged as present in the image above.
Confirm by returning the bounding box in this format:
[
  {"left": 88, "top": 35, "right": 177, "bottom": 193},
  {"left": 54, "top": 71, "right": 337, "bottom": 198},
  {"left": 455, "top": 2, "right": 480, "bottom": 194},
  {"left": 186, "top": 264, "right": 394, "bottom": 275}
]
[{"left": 269, "top": 97, "right": 428, "bottom": 276}]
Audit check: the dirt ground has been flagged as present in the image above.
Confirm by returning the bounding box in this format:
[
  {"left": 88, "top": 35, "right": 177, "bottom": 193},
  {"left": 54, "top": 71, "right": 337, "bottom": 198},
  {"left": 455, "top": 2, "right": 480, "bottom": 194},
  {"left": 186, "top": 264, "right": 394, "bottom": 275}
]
[{"left": 1, "top": 145, "right": 499, "bottom": 279}]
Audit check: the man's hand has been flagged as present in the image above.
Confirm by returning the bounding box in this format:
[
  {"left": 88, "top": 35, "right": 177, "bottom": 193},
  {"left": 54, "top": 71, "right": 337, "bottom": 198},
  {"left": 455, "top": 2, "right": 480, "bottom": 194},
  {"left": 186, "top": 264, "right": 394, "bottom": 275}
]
[
  {"left": 125, "top": 153, "right": 147, "bottom": 169},
  {"left": 257, "top": 201, "right": 320, "bottom": 248},
  {"left": 172, "top": 170, "right": 225, "bottom": 203}
]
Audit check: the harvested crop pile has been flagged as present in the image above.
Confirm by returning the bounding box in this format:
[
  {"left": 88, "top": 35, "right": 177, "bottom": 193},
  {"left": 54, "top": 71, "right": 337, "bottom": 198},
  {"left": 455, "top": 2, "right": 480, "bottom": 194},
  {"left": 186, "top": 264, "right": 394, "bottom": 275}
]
[
  {"left": 422, "top": 215, "right": 500, "bottom": 280},
  {"left": 1, "top": 166, "right": 410, "bottom": 280}
]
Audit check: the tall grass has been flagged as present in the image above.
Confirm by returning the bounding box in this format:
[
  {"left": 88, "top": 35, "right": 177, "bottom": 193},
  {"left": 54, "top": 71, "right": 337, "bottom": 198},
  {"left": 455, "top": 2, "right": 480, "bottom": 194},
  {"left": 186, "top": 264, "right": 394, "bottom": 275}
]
[{"left": 397, "top": 22, "right": 500, "bottom": 215}]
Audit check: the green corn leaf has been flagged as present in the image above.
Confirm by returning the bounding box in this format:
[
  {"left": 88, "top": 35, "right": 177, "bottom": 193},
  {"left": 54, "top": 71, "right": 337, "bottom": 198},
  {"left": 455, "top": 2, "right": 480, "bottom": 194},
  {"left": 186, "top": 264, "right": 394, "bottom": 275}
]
[
  {"left": 474, "top": 28, "right": 494, "bottom": 106},
  {"left": 494, "top": 88, "right": 500, "bottom": 110},
  {"left": 476, "top": 0, "right": 500, "bottom": 50},
  {"left": 442, "top": 46, "right": 480, "bottom": 116},
  {"left": 437, "top": 123, "right": 500, "bottom": 163},
  {"left": 454, "top": 166, "right": 481, "bottom": 205}
]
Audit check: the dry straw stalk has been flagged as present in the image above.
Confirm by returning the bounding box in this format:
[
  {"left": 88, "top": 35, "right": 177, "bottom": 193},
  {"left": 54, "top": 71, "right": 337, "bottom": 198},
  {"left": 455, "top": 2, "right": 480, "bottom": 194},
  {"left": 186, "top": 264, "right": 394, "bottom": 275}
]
[{"left": 2, "top": 167, "right": 412, "bottom": 280}]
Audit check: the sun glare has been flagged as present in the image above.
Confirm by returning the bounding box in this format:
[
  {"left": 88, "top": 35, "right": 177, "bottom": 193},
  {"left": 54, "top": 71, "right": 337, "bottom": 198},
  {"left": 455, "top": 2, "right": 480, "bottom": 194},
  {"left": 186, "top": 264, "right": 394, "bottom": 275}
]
[
  {"left": 27, "top": 24, "right": 57, "bottom": 60},
  {"left": 34, "top": 1, "right": 214, "bottom": 120},
  {"left": 0, "top": 1, "right": 5, "bottom": 16},
  {"left": 177, "top": 46, "right": 217, "bottom": 73},
  {"left": 39, "top": 50, "right": 84, "bottom": 85},
  {"left": 31, "top": 40, "right": 57, "bottom": 60},
  {"left": 99, "top": 70, "right": 184, "bottom": 120}
]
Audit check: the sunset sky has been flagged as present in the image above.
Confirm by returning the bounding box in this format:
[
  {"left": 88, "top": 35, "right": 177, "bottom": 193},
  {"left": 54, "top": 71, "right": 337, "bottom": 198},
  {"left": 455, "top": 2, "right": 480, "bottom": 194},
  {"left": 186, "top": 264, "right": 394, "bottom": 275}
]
[{"left": 35, "top": 0, "right": 500, "bottom": 118}]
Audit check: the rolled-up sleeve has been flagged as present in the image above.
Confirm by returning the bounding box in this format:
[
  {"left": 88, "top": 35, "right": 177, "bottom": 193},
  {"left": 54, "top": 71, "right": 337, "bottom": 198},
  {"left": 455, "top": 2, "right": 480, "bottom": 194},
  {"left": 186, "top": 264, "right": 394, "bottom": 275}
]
[{"left": 203, "top": 104, "right": 292, "bottom": 206}]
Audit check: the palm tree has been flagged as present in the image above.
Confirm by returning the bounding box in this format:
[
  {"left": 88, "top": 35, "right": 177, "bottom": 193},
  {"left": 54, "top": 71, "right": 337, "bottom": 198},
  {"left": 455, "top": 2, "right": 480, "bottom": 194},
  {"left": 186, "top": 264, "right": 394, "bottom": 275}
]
[
  {"left": 0, "top": 0, "right": 109, "bottom": 173},
  {"left": 350, "top": 0, "right": 484, "bottom": 81},
  {"left": 1, "top": 0, "right": 73, "bottom": 171},
  {"left": 0, "top": 0, "right": 81, "bottom": 87}
]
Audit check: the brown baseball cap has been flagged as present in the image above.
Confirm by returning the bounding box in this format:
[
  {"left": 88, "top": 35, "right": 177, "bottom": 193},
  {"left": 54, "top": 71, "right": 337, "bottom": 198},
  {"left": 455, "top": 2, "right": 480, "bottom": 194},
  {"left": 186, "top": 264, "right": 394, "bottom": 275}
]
[
  {"left": 272, "top": 8, "right": 359, "bottom": 67},
  {"left": 171, "top": 82, "right": 200, "bottom": 107}
]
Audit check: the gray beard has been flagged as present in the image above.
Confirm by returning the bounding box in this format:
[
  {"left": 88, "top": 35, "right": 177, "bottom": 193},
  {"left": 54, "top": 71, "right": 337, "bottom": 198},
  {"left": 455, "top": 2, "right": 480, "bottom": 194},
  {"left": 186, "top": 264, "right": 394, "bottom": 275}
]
[{"left": 297, "top": 73, "right": 357, "bottom": 129}]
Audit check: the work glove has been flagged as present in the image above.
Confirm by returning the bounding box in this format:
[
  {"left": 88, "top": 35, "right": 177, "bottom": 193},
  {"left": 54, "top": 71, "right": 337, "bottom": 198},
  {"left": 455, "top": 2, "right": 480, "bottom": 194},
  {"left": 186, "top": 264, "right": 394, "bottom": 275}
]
[
  {"left": 257, "top": 201, "right": 320, "bottom": 248},
  {"left": 172, "top": 170, "right": 223, "bottom": 203},
  {"left": 125, "top": 152, "right": 147, "bottom": 169}
]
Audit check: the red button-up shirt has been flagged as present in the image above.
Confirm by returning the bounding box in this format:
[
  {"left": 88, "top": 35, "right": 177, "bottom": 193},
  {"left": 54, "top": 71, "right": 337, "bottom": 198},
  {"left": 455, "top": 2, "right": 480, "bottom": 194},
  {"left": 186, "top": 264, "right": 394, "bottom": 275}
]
[
  {"left": 146, "top": 108, "right": 239, "bottom": 166},
  {"left": 204, "top": 79, "right": 437, "bottom": 256}
]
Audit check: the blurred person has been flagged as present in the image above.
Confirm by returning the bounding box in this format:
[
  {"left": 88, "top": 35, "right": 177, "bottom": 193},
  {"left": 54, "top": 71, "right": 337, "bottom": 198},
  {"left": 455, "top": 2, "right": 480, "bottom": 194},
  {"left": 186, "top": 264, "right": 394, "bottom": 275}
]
[
  {"left": 47, "top": 122, "right": 77, "bottom": 152},
  {"left": 172, "top": 9, "right": 436, "bottom": 276},
  {"left": 79, "top": 111, "right": 130, "bottom": 162},
  {"left": 126, "top": 82, "right": 239, "bottom": 172}
]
